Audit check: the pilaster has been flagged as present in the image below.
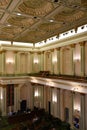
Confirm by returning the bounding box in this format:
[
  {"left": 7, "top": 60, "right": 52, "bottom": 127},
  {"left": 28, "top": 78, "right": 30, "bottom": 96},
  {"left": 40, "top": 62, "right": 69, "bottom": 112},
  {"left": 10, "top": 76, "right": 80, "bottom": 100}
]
[
  {"left": 80, "top": 42, "right": 85, "bottom": 76},
  {"left": 2, "top": 50, "right": 6, "bottom": 75},
  {"left": 56, "top": 47, "right": 61, "bottom": 75},
  {"left": 70, "top": 44, "right": 75, "bottom": 76},
  {"left": 50, "top": 49, "right": 54, "bottom": 74}
]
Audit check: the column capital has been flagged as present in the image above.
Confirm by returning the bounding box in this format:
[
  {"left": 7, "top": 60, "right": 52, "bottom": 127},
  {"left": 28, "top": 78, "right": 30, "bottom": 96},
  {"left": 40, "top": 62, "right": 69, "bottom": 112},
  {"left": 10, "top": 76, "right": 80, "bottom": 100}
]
[
  {"left": 1, "top": 50, "right": 6, "bottom": 53},
  {"left": 46, "top": 51, "right": 50, "bottom": 54},
  {"left": 70, "top": 44, "right": 76, "bottom": 48},
  {"left": 50, "top": 49, "right": 54, "bottom": 52},
  {"left": 0, "top": 51, "right": 2, "bottom": 54},
  {"left": 41, "top": 51, "right": 44, "bottom": 54},
  {"left": 37, "top": 52, "right": 41, "bottom": 55},
  {"left": 56, "top": 47, "right": 61, "bottom": 51},
  {"left": 30, "top": 51, "right": 34, "bottom": 54},
  {"left": 35, "top": 52, "right": 41, "bottom": 54},
  {"left": 79, "top": 41, "right": 85, "bottom": 46},
  {"left": 14, "top": 51, "right": 18, "bottom": 54}
]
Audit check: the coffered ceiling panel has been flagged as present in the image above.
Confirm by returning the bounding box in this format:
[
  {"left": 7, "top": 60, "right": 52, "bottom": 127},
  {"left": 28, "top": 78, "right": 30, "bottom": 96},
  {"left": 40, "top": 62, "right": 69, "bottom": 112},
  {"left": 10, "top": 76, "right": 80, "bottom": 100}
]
[
  {"left": 16, "top": 30, "right": 47, "bottom": 43},
  {"left": 18, "top": 0, "right": 54, "bottom": 17},
  {"left": 1, "top": 26, "right": 23, "bottom": 35},
  {"left": 38, "top": 22, "right": 61, "bottom": 32},
  {"left": 0, "top": 0, "right": 11, "bottom": 9},
  {"left": 7, "top": 15, "right": 36, "bottom": 28},
  {"left": 54, "top": 9, "right": 85, "bottom": 23},
  {"left": 0, "top": 33, "right": 14, "bottom": 40},
  {"left": 0, "top": 0, "right": 87, "bottom": 43}
]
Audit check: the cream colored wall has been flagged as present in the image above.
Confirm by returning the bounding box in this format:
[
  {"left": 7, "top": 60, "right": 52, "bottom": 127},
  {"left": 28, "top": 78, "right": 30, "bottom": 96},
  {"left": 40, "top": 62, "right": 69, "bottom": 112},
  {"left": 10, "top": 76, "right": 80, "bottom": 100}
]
[
  {"left": 62, "top": 47, "right": 72, "bottom": 75},
  {"left": 0, "top": 40, "right": 86, "bottom": 77}
]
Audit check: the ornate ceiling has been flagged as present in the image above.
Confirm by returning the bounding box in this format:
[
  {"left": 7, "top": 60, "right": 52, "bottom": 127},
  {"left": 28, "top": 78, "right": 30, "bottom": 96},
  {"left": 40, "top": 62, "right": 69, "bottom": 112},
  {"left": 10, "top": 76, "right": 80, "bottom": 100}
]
[{"left": 0, "top": 0, "right": 87, "bottom": 43}]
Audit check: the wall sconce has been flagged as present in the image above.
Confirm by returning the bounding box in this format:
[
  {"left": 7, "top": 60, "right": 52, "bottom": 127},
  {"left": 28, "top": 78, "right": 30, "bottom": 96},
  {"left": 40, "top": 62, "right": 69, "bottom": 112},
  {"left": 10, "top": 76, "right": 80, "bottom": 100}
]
[
  {"left": 34, "top": 89, "right": 39, "bottom": 97},
  {"left": 52, "top": 94, "right": 57, "bottom": 103},
  {"left": 34, "top": 59, "right": 38, "bottom": 64},
  {"left": 74, "top": 103, "right": 80, "bottom": 112},
  {"left": 6, "top": 59, "right": 14, "bottom": 64},
  {"left": 53, "top": 58, "right": 57, "bottom": 64},
  {"left": 73, "top": 56, "right": 80, "bottom": 62},
  {"left": 0, "top": 93, "right": 3, "bottom": 100}
]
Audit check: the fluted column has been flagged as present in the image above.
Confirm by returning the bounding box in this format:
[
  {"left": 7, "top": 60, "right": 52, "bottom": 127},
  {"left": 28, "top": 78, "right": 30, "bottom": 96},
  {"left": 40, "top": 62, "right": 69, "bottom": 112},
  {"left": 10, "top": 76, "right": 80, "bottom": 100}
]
[
  {"left": 2, "top": 50, "right": 6, "bottom": 74},
  {"left": 40, "top": 51, "right": 44, "bottom": 71},
  {"left": 38, "top": 52, "right": 41, "bottom": 72},
  {"left": 0, "top": 52, "right": 2, "bottom": 74},
  {"left": 44, "top": 51, "right": 46, "bottom": 71},
  {"left": 1, "top": 87, "right": 6, "bottom": 116},
  {"left": 56, "top": 48, "right": 60, "bottom": 75},
  {"left": 14, "top": 51, "right": 18, "bottom": 74},
  {"left": 27, "top": 52, "right": 31, "bottom": 73},
  {"left": 80, "top": 42, "right": 85, "bottom": 76},
  {"left": 29, "top": 83, "right": 34, "bottom": 109},
  {"left": 80, "top": 94, "right": 85, "bottom": 130},
  {"left": 50, "top": 49, "right": 54, "bottom": 74},
  {"left": 57, "top": 88, "right": 60, "bottom": 118},
  {"left": 85, "top": 94, "right": 87, "bottom": 130},
  {"left": 52, "top": 88, "right": 58, "bottom": 117},
  {"left": 16, "top": 52, "right": 21, "bottom": 74},
  {"left": 17, "top": 85, "right": 21, "bottom": 110},
  {"left": 69, "top": 91, "right": 74, "bottom": 128},
  {"left": 71, "top": 44, "right": 75, "bottom": 76},
  {"left": 30, "top": 52, "right": 34, "bottom": 73},
  {"left": 59, "top": 89, "right": 64, "bottom": 120},
  {"left": 14, "top": 86, "right": 17, "bottom": 112},
  {"left": 60, "top": 48, "right": 63, "bottom": 75},
  {"left": 0, "top": 87, "right": 3, "bottom": 116}
]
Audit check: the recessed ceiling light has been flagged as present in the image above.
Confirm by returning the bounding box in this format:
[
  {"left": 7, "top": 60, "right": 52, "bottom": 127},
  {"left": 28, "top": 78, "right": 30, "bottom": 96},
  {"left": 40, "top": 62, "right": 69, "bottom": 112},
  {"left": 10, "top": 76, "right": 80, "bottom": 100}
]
[
  {"left": 7, "top": 24, "right": 11, "bottom": 27},
  {"left": 54, "top": 0, "right": 59, "bottom": 2},
  {"left": 49, "top": 19, "right": 54, "bottom": 22},
  {"left": 17, "top": 13, "right": 21, "bottom": 16}
]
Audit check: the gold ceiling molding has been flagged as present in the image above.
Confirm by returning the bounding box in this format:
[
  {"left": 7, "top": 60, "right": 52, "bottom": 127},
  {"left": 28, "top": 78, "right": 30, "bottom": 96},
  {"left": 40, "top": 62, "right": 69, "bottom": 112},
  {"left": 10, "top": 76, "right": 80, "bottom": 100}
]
[
  {"left": 38, "top": 22, "right": 61, "bottom": 31},
  {"left": 54, "top": 10, "right": 85, "bottom": 22},
  {"left": 1, "top": 26, "right": 23, "bottom": 35},
  {"left": 81, "top": 0, "right": 87, "bottom": 6},
  {"left": 65, "top": 0, "right": 81, "bottom": 5},
  {"left": 18, "top": 0, "right": 54, "bottom": 16},
  {"left": 16, "top": 30, "right": 46, "bottom": 43},
  {"left": 7, "top": 16, "right": 35, "bottom": 27},
  {"left": 0, "top": 33, "right": 14, "bottom": 39},
  {"left": 0, "top": 12, "right": 3, "bottom": 19},
  {"left": 0, "top": 0, "right": 11, "bottom": 8}
]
